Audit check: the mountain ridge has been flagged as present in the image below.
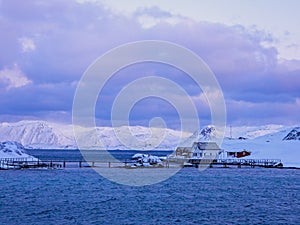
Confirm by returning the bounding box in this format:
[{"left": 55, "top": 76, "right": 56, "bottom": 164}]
[{"left": 0, "top": 120, "right": 298, "bottom": 150}]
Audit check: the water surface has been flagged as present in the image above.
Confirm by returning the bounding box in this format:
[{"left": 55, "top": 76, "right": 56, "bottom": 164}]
[{"left": 0, "top": 150, "right": 299, "bottom": 224}]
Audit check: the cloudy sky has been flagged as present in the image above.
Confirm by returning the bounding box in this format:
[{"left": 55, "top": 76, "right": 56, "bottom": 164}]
[{"left": 0, "top": 0, "right": 299, "bottom": 128}]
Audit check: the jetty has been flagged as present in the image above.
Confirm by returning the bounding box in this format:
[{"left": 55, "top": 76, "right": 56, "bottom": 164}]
[
  {"left": 0, "top": 157, "right": 286, "bottom": 170},
  {"left": 182, "top": 158, "right": 283, "bottom": 168},
  {"left": 0, "top": 158, "right": 136, "bottom": 169}
]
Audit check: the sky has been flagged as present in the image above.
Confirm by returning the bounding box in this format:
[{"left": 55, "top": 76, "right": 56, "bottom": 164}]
[{"left": 0, "top": 0, "right": 299, "bottom": 128}]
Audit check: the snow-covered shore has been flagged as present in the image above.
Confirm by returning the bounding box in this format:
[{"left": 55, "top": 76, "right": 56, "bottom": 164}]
[
  {"left": 0, "top": 141, "right": 39, "bottom": 169},
  {"left": 0, "top": 120, "right": 299, "bottom": 168},
  {"left": 0, "top": 141, "right": 38, "bottom": 159}
]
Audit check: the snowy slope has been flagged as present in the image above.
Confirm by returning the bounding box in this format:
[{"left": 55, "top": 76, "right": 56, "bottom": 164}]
[
  {"left": 180, "top": 125, "right": 225, "bottom": 146},
  {"left": 224, "top": 124, "right": 290, "bottom": 139},
  {"left": 0, "top": 141, "right": 38, "bottom": 160},
  {"left": 0, "top": 120, "right": 190, "bottom": 150},
  {"left": 73, "top": 125, "right": 191, "bottom": 150},
  {"left": 221, "top": 128, "right": 300, "bottom": 167},
  {"left": 0, "top": 121, "right": 75, "bottom": 149},
  {"left": 179, "top": 124, "right": 292, "bottom": 146},
  {"left": 0, "top": 120, "right": 299, "bottom": 167},
  {"left": 282, "top": 127, "right": 300, "bottom": 140},
  {"left": 178, "top": 125, "right": 300, "bottom": 167}
]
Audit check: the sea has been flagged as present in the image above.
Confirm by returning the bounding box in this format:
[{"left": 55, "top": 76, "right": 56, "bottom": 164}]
[{"left": 0, "top": 150, "right": 299, "bottom": 225}]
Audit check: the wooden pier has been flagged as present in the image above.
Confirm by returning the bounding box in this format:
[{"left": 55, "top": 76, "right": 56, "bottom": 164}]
[
  {"left": 187, "top": 158, "right": 283, "bottom": 168},
  {"left": 0, "top": 157, "right": 43, "bottom": 169},
  {"left": 0, "top": 157, "right": 288, "bottom": 170},
  {"left": 0, "top": 158, "right": 130, "bottom": 169}
]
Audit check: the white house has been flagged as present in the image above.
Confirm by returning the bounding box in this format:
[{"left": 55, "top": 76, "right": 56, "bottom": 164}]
[
  {"left": 190, "top": 142, "right": 221, "bottom": 159},
  {"left": 173, "top": 142, "right": 221, "bottom": 159}
]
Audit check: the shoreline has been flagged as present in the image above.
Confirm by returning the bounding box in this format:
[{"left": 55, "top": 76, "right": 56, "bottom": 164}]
[{"left": 1, "top": 158, "right": 300, "bottom": 170}]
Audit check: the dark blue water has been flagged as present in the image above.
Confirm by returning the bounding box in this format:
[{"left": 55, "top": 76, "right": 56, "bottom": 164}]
[
  {"left": 26, "top": 149, "right": 173, "bottom": 161},
  {"left": 1, "top": 151, "right": 299, "bottom": 224}
]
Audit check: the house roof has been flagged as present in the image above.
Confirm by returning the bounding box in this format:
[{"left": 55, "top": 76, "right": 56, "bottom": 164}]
[
  {"left": 175, "top": 147, "right": 192, "bottom": 151},
  {"left": 176, "top": 142, "right": 221, "bottom": 151},
  {"left": 194, "top": 142, "right": 221, "bottom": 150}
]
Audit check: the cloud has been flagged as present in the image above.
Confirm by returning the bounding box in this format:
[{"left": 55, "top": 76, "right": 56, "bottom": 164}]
[
  {"left": 0, "top": 0, "right": 299, "bottom": 126},
  {"left": 0, "top": 80, "right": 76, "bottom": 124},
  {"left": 18, "top": 37, "right": 36, "bottom": 52},
  {"left": 134, "top": 6, "right": 184, "bottom": 29},
  {"left": 226, "top": 98, "right": 300, "bottom": 125},
  {"left": 0, "top": 64, "right": 32, "bottom": 89}
]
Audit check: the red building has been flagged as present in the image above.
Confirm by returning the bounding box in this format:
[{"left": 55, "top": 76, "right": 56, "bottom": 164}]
[{"left": 227, "top": 150, "right": 251, "bottom": 158}]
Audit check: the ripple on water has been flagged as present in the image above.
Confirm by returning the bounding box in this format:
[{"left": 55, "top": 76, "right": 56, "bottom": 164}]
[{"left": 0, "top": 168, "right": 299, "bottom": 224}]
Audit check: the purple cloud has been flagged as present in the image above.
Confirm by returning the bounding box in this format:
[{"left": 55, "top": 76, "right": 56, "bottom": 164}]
[{"left": 0, "top": 0, "right": 299, "bottom": 126}]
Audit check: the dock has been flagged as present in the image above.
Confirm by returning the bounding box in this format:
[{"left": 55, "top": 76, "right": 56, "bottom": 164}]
[
  {"left": 0, "top": 158, "right": 130, "bottom": 169},
  {"left": 185, "top": 158, "right": 283, "bottom": 168},
  {"left": 0, "top": 157, "right": 43, "bottom": 169},
  {"left": 166, "top": 157, "right": 284, "bottom": 168},
  {"left": 0, "top": 157, "right": 291, "bottom": 170}
]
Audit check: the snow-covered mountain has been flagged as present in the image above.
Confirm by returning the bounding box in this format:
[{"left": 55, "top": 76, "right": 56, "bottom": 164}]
[
  {"left": 0, "top": 141, "right": 39, "bottom": 169},
  {"left": 0, "top": 121, "right": 299, "bottom": 167},
  {"left": 74, "top": 125, "right": 191, "bottom": 150},
  {"left": 0, "top": 120, "right": 298, "bottom": 149},
  {"left": 179, "top": 125, "right": 300, "bottom": 167},
  {"left": 283, "top": 127, "right": 300, "bottom": 140},
  {"left": 0, "top": 141, "right": 37, "bottom": 159},
  {"left": 224, "top": 124, "right": 290, "bottom": 140},
  {"left": 179, "top": 125, "right": 222, "bottom": 146},
  {"left": 0, "top": 121, "right": 74, "bottom": 149},
  {"left": 180, "top": 124, "right": 294, "bottom": 146},
  {"left": 221, "top": 128, "right": 300, "bottom": 168},
  {"left": 0, "top": 120, "right": 191, "bottom": 150},
  {"left": 199, "top": 126, "right": 218, "bottom": 140}
]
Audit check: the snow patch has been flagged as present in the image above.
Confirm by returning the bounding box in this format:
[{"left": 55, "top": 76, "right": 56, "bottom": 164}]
[
  {"left": 0, "top": 141, "right": 33, "bottom": 158},
  {"left": 283, "top": 127, "right": 300, "bottom": 140}
]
